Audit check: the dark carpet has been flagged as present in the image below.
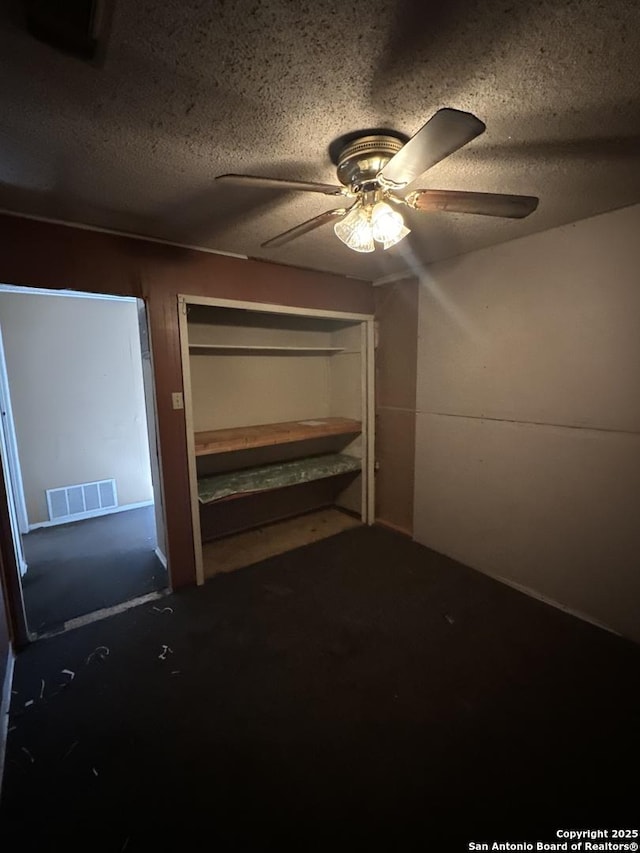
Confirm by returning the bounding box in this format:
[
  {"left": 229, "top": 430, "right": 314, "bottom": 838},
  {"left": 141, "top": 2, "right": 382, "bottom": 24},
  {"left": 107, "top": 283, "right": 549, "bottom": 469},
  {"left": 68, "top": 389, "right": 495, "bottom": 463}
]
[
  {"left": 2, "top": 526, "right": 638, "bottom": 851},
  {"left": 21, "top": 506, "right": 167, "bottom": 633}
]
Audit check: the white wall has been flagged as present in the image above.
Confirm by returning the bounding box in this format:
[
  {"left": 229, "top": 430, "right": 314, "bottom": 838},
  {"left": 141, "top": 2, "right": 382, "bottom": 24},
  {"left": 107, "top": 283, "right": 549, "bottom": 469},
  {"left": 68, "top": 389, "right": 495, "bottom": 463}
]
[
  {"left": 413, "top": 204, "right": 640, "bottom": 642},
  {"left": 0, "top": 291, "right": 154, "bottom": 524}
]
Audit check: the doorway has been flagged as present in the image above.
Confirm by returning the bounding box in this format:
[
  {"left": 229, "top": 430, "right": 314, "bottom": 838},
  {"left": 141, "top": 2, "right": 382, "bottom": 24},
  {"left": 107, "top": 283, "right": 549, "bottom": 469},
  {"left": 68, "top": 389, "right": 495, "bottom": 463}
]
[{"left": 0, "top": 285, "right": 168, "bottom": 637}]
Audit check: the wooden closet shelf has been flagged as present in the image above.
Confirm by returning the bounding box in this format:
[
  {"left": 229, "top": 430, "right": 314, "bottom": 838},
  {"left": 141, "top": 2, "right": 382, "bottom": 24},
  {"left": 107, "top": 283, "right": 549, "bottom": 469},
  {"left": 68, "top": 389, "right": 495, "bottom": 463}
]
[
  {"left": 194, "top": 417, "right": 361, "bottom": 456},
  {"left": 189, "top": 344, "right": 345, "bottom": 353}
]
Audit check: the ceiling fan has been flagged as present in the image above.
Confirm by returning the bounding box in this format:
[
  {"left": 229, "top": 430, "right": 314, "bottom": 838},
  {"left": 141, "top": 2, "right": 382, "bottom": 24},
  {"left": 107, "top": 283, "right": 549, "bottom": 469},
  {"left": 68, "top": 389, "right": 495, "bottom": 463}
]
[{"left": 216, "top": 109, "right": 539, "bottom": 253}]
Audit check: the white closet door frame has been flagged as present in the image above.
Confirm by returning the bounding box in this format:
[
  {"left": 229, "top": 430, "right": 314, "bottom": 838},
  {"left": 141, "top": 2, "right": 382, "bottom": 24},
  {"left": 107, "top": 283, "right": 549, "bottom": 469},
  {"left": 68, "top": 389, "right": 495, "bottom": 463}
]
[
  {"left": 177, "top": 294, "right": 375, "bottom": 587},
  {"left": 363, "top": 318, "right": 375, "bottom": 523}
]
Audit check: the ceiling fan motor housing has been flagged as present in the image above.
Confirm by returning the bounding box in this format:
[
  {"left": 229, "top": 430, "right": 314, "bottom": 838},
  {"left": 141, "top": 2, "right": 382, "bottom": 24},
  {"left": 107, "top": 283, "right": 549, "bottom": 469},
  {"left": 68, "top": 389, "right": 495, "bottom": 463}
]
[{"left": 336, "top": 135, "right": 405, "bottom": 188}]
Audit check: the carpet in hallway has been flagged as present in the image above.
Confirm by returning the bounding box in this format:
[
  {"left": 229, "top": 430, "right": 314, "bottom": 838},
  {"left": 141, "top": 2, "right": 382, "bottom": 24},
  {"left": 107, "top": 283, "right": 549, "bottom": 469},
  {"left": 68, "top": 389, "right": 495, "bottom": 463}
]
[{"left": 21, "top": 506, "right": 167, "bottom": 633}]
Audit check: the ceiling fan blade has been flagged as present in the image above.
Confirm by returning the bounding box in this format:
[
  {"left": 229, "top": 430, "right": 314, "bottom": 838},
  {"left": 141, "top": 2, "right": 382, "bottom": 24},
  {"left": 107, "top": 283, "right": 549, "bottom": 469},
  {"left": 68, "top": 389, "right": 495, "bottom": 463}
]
[
  {"left": 261, "top": 208, "right": 349, "bottom": 248},
  {"left": 216, "top": 174, "right": 345, "bottom": 196},
  {"left": 406, "top": 189, "right": 539, "bottom": 218},
  {"left": 379, "top": 109, "right": 486, "bottom": 187}
]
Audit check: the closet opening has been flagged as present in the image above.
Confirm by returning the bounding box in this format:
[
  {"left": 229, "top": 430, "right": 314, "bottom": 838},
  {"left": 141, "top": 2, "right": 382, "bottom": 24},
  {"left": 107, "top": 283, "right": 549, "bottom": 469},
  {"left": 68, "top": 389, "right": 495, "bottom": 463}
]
[
  {"left": 0, "top": 284, "right": 169, "bottom": 639},
  {"left": 178, "top": 296, "right": 375, "bottom": 584}
]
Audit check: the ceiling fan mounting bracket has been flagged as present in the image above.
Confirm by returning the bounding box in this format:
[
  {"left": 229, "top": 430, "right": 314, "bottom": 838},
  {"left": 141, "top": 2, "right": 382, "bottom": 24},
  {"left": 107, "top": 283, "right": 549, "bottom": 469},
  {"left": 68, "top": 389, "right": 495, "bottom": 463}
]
[{"left": 336, "top": 135, "right": 405, "bottom": 188}]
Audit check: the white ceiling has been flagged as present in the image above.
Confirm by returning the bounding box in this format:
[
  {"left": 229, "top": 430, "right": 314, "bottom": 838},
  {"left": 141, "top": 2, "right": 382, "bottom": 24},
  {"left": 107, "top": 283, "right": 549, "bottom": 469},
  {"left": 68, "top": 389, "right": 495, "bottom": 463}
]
[{"left": 0, "top": 0, "right": 639, "bottom": 280}]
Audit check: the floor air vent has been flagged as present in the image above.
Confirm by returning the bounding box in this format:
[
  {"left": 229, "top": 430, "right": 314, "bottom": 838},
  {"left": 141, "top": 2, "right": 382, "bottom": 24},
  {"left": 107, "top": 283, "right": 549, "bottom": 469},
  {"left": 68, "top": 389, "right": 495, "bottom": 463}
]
[{"left": 46, "top": 479, "right": 117, "bottom": 522}]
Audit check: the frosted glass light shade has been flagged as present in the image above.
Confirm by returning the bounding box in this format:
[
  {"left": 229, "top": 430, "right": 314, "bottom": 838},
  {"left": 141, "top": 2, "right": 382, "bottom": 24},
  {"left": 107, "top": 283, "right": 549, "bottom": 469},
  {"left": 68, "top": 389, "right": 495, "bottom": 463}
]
[
  {"left": 334, "top": 206, "right": 375, "bottom": 253},
  {"left": 381, "top": 224, "right": 411, "bottom": 250},
  {"left": 371, "top": 201, "right": 410, "bottom": 248}
]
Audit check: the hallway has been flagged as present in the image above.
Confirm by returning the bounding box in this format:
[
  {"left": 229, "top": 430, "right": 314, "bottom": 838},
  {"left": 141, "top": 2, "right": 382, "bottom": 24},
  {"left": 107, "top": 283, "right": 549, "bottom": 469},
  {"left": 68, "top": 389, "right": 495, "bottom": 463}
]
[{"left": 21, "top": 506, "right": 167, "bottom": 634}]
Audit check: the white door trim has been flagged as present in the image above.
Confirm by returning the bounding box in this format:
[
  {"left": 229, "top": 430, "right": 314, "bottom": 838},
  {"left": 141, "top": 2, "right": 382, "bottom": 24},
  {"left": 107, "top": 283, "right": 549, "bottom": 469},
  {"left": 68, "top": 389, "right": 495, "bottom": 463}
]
[
  {"left": 0, "top": 283, "right": 137, "bottom": 303},
  {"left": 0, "top": 324, "right": 29, "bottom": 534}
]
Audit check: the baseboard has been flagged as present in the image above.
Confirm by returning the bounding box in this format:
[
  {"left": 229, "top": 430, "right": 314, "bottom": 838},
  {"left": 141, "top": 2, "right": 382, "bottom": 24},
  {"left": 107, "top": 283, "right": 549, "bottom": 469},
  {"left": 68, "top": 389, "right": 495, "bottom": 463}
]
[
  {"left": 375, "top": 518, "right": 413, "bottom": 538},
  {"left": 415, "top": 538, "right": 622, "bottom": 639},
  {"left": 481, "top": 570, "right": 622, "bottom": 638},
  {"left": 28, "top": 500, "right": 154, "bottom": 531},
  {"left": 154, "top": 547, "right": 167, "bottom": 569},
  {"left": 0, "top": 648, "right": 16, "bottom": 802}
]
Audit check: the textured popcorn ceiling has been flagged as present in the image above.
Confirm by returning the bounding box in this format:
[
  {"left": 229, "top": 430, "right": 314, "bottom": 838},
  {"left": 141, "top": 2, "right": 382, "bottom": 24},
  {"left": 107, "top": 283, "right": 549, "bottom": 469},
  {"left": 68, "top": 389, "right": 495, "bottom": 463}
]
[{"left": 0, "top": 0, "right": 639, "bottom": 280}]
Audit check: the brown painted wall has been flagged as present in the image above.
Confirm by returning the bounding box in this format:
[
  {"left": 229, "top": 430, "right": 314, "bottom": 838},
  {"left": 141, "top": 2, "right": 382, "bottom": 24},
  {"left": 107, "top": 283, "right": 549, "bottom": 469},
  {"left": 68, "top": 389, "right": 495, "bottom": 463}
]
[
  {"left": 0, "top": 214, "right": 373, "bottom": 600},
  {"left": 374, "top": 279, "right": 419, "bottom": 535}
]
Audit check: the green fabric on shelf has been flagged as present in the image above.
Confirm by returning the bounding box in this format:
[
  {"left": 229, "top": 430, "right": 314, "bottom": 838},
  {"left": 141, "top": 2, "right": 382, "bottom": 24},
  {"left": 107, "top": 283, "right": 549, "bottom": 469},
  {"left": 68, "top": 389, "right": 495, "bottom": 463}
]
[{"left": 197, "top": 453, "right": 361, "bottom": 504}]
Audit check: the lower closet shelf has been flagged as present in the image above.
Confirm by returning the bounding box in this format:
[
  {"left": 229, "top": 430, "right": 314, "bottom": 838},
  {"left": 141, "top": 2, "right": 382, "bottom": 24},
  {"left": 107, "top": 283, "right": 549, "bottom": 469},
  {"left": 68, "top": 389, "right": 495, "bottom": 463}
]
[{"left": 198, "top": 453, "right": 361, "bottom": 504}]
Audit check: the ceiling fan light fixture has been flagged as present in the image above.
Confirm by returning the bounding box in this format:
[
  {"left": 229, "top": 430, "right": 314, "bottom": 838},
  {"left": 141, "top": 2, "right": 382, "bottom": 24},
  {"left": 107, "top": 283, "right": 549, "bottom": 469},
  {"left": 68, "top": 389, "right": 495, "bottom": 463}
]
[
  {"left": 225, "top": 109, "right": 538, "bottom": 252},
  {"left": 333, "top": 205, "right": 375, "bottom": 252},
  {"left": 381, "top": 224, "right": 411, "bottom": 250},
  {"left": 371, "top": 201, "right": 410, "bottom": 248}
]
